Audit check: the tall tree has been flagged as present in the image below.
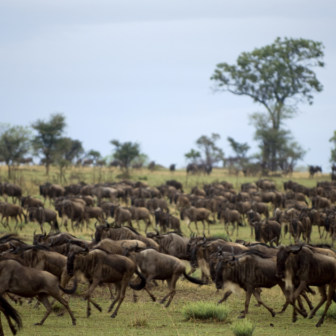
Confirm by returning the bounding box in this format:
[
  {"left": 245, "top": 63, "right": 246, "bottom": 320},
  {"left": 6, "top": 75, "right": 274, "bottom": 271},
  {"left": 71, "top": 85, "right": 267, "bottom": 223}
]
[
  {"left": 0, "top": 124, "right": 31, "bottom": 178},
  {"left": 211, "top": 37, "right": 323, "bottom": 170},
  {"left": 61, "top": 138, "right": 84, "bottom": 162},
  {"left": 330, "top": 131, "right": 336, "bottom": 164},
  {"left": 31, "top": 113, "right": 66, "bottom": 175},
  {"left": 196, "top": 133, "right": 224, "bottom": 168},
  {"left": 110, "top": 140, "right": 141, "bottom": 175}
]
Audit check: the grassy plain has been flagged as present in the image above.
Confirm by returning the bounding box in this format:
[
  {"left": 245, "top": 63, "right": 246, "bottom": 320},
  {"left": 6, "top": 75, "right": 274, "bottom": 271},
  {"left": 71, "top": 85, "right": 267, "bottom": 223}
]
[{"left": 0, "top": 165, "right": 335, "bottom": 336}]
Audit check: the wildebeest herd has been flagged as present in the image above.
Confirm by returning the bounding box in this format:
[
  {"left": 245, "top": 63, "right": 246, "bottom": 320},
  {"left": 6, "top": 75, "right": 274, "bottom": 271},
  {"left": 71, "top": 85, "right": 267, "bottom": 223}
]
[{"left": 0, "top": 177, "right": 336, "bottom": 334}]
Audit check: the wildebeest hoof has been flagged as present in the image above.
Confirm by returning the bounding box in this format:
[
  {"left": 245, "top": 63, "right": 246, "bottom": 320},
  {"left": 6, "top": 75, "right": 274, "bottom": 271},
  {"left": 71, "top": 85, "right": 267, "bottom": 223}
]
[
  {"left": 270, "top": 310, "right": 276, "bottom": 317},
  {"left": 292, "top": 317, "right": 297, "bottom": 323},
  {"left": 110, "top": 314, "right": 116, "bottom": 318},
  {"left": 302, "top": 311, "right": 308, "bottom": 318},
  {"left": 34, "top": 323, "right": 41, "bottom": 326},
  {"left": 97, "top": 306, "right": 102, "bottom": 313}
]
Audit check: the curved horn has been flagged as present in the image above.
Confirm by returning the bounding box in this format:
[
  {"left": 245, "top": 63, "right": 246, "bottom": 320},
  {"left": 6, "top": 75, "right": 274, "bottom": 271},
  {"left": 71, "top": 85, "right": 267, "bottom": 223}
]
[
  {"left": 68, "top": 239, "right": 73, "bottom": 245},
  {"left": 84, "top": 242, "right": 88, "bottom": 251},
  {"left": 269, "top": 237, "right": 277, "bottom": 247},
  {"left": 33, "top": 230, "right": 36, "bottom": 236},
  {"left": 95, "top": 222, "right": 98, "bottom": 229},
  {"left": 231, "top": 246, "right": 235, "bottom": 260},
  {"left": 121, "top": 241, "right": 126, "bottom": 248},
  {"left": 49, "top": 237, "right": 53, "bottom": 247},
  {"left": 9, "top": 242, "right": 16, "bottom": 250}
]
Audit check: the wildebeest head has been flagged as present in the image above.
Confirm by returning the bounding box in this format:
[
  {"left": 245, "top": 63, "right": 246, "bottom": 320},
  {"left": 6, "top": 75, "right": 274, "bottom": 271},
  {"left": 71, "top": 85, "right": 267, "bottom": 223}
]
[
  {"left": 33, "top": 230, "right": 46, "bottom": 245},
  {"left": 94, "top": 222, "right": 110, "bottom": 243},
  {"left": 276, "top": 245, "right": 302, "bottom": 278},
  {"left": 250, "top": 221, "right": 262, "bottom": 241},
  {"left": 215, "top": 250, "right": 235, "bottom": 289},
  {"left": 67, "top": 245, "right": 89, "bottom": 277}
]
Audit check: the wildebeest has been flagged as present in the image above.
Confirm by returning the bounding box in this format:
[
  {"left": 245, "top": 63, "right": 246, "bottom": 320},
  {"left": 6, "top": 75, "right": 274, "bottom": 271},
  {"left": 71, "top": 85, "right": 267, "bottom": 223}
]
[
  {"left": 127, "top": 206, "right": 152, "bottom": 232},
  {"left": 166, "top": 180, "right": 183, "bottom": 192},
  {"left": 154, "top": 209, "right": 181, "bottom": 233},
  {"left": 217, "top": 205, "right": 242, "bottom": 236},
  {"left": 169, "top": 164, "right": 176, "bottom": 172},
  {"left": 0, "top": 183, "right": 22, "bottom": 204},
  {"left": 309, "top": 165, "right": 322, "bottom": 178},
  {"left": 276, "top": 245, "right": 336, "bottom": 326},
  {"left": 21, "top": 196, "right": 44, "bottom": 209},
  {"left": 180, "top": 207, "right": 214, "bottom": 234},
  {"left": 94, "top": 224, "right": 159, "bottom": 250},
  {"left": 67, "top": 246, "right": 146, "bottom": 318},
  {"left": 0, "top": 203, "right": 27, "bottom": 230},
  {"left": 28, "top": 207, "right": 59, "bottom": 233},
  {"left": 0, "top": 258, "right": 77, "bottom": 325},
  {"left": 123, "top": 245, "right": 204, "bottom": 307},
  {"left": 250, "top": 220, "right": 281, "bottom": 245}
]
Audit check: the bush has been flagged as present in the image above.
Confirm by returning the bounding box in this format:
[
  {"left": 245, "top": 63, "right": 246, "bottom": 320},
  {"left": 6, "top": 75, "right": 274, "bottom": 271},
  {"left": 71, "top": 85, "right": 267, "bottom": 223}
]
[
  {"left": 182, "top": 301, "right": 231, "bottom": 321},
  {"left": 317, "top": 303, "right": 336, "bottom": 319},
  {"left": 231, "top": 319, "right": 255, "bottom": 336}
]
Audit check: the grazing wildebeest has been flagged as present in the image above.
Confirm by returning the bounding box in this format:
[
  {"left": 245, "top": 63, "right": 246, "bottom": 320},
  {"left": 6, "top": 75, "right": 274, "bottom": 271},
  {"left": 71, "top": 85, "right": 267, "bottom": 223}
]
[
  {"left": 180, "top": 207, "right": 214, "bottom": 234},
  {"left": 169, "top": 164, "right": 176, "bottom": 172},
  {"left": 82, "top": 159, "right": 94, "bottom": 166},
  {"left": 127, "top": 206, "right": 152, "bottom": 232},
  {"left": 21, "top": 196, "right": 44, "bottom": 209},
  {"left": 148, "top": 161, "right": 155, "bottom": 171},
  {"left": 123, "top": 245, "right": 204, "bottom": 307},
  {"left": 0, "top": 258, "right": 77, "bottom": 325},
  {"left": 154, "top": 209, "right": 181, "bottom": 233},
  {"left": 276, "top": 245, "right": 336, "bottom": 327},
  {"left": 67, "top": 246, "right": 146, "bottom": 318},
  {"left": 0, "top": 183, "right": 22, "bottom": 204}
]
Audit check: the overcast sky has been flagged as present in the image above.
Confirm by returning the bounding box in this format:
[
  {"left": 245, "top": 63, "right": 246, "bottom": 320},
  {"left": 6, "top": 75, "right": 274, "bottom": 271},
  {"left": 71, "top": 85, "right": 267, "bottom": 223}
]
[{"left": 1, "top": 0, "right": 335, "bottom": 170}]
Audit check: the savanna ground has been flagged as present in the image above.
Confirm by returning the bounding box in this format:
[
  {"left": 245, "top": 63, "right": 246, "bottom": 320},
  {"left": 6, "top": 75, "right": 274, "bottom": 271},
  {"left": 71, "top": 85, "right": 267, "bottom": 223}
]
[{"left": 0, "top": 165, "right": 335, "bottom": 336}]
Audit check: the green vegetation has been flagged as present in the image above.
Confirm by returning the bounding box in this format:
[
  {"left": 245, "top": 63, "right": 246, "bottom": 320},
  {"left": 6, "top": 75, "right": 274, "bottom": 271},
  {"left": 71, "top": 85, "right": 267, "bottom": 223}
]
[
  {"left": 231, "top": 319, "right": 256, "bottom": 336},
  {"left": 182, "top": 301, "right": 231, "bottom": 321},
  {"left": 317, "top": 303, "right": 336, "bottom": 320}
]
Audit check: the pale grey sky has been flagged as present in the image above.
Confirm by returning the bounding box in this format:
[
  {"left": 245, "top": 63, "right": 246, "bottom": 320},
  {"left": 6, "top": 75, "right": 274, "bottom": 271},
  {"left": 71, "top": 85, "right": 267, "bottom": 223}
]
[{"left": 1, "top": 0, "right": 335, "bottom": 170}]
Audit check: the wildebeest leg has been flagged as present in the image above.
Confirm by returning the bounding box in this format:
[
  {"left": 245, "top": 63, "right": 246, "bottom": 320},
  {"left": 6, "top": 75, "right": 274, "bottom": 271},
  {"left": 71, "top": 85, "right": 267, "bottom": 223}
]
[
  {"left": 108, "top": 281, "right": 126, "bottom": 318},
  {"left": 161, "top": 275, "right": 178, "bottom": 308},
  {"left": 107, "top": 283, "right": 114, "bottom": 300},
  {"left": 308, "top": 286, "right": 327, "bottom": 320},
  {"left": 301, "top": 291, "right": 314, "bottom": 311},
  {"left": 217, "top": 290, "right": 232, "bottom": 305},
  {"left": 297, "top": 296, "right": 306, "bottom": 314},
  {"left": 201, "top": 220, "right": 205, "bottom": 235},
  {"left": 136, "top": 220, "right": 140, "bottom": 231},
  {"left": 315, "top": 284, "right": 335, "bottom": 327},
  {"left": 239, "top": 287, "right": 253, "bottom": 318},
  {"left": 34, "top": 293, "right": 53, "bottom": 325},
  {"left": 252, "top": 289, "right": 275, "bottom": 317},
  {"left": 84, "top": 279, "right": 102, "bottom": 317},
  {"left": 0, "top": 314, "right": 3, "bottom": 336},
  {"left": 194, "top": 221, "right": 199, "bottom": 235},
  {"left": 141, "top": 276, "right": 156, "bottom": 302},
  {"left": 1, "top": 307, "right": 17, "bottom": 336}
]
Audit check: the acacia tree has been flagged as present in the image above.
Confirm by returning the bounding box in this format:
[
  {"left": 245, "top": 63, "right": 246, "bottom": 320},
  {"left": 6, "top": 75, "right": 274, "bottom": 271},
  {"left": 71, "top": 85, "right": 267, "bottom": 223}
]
[
  {"left": 227, "top": 137, "right": 250, "bottom": 169},
  {"left": 211, "top": 37, "right": 324, "bottom": 170},
  {"left": 110, "top": 140, "right": 141, "bottom": 175},
  {"left": 0, "top": 124, "right": 31, "bottom": 178},
  {"left": 87, "top": 150, "right": 101, "bottom": 162},
  {"left": 184, "top": 149, "right": 201, "bottom": 163},
  {"left": 330, "top": 131, "right": 336, "bottom": 164},
  {"left": 196, "top": 133, "right": 224, "bottom": 168},
  {"left": 31, "top": 113, "right": 66, "bottom": 175}
]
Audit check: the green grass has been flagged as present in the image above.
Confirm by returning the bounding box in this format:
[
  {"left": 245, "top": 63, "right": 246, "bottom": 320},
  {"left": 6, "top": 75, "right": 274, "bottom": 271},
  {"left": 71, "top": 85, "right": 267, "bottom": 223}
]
[
  {"left": 211, "top": 232, "right": 230, "bottom": 241},
  {"left": 182, "top": 301, "right": 231, "bottom": 321},
  {"left": 0, "top": 165, "right": 335, "bottom": 335},
  {"left": 317, "top": 303, "right": 336, "bottom": 319},
  {"left": 231, "top": 319, "right": 256, "bottom": 336}
]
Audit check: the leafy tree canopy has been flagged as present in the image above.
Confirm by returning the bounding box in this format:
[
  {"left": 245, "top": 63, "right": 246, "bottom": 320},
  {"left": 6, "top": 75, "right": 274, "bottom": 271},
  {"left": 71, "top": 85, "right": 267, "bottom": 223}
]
[
  {"left": 0, "top": 124, "right": 31, "bottom": 178},
  {"left": 110, "top": 140, "right": 141, "bottom": 172},
  {"left": 196, "top": 133, "right": 224, "bottom": 167}
]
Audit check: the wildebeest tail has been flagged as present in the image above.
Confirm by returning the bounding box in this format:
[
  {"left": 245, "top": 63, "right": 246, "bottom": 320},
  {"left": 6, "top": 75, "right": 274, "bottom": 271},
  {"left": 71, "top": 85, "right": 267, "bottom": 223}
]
[
  {"left": 208, "top": 219, "right": 216, "bottom": 225},
  {"left": 59, "top": 277, "right": 77, "bottom": 294},
  {"left": 54, "top": 218, "right": 60, "bottom": 231},
  {"left": 130, "top": 270, "right": 146, "bottom": 291},
  {"left": 183, "top": 271, "right": 205, "bottom": 285},
  {"left": 0, "top": 295, "right": 22, "bottom": 332}
]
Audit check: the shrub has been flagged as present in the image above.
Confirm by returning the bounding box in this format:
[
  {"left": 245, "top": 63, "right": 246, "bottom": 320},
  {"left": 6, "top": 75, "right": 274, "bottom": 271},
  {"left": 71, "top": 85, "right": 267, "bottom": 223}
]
[
  {"left": 231, "top": 319, "right": 255, "bottom": 336},
  {"left": 182, "top": 301, "right": 230, "bottom": 321},
  {"left": 317, "top": 303, "right": 336, "bottom": 319}
]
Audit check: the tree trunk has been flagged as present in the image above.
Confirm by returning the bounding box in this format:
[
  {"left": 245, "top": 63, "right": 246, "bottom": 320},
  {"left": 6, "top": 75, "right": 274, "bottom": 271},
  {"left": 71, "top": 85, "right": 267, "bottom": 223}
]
[
  {"left": 7, "top": 163, "right": 11, "bottom": 179},
  {"left": 46, "top": 162, "right": 49, "bottom": 175}
]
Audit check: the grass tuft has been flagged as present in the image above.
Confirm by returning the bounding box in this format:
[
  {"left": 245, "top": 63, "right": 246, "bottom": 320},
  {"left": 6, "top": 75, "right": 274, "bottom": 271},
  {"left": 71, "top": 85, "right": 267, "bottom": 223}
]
[
  {"left": 231, "top": 319, "right": 255, "bottom": 336},
  {"left": 182, "top": 301, "right": 231, "bottom": 321},
  {"left": 317, "top": 303, "right": 336, "bottom": 319},
  {"left": 129, "top": 316, "right": 149, "bottom": 328},
  {"left": 52, "top": 302, "right": 63, "bottom": 313}
]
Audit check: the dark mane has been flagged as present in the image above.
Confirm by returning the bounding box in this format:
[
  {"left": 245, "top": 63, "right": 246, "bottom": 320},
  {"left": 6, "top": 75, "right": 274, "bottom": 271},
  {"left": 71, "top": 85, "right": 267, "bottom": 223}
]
[
  {"left": 237, "top": 249, "right": 272, "bottom": 259},
  {"left": 92, "top": 247, "right": 111, "bottom": 254},
  {"left": 249, "top": 242, "right": 277, "bottom": 249},
  {"left": 162, "top": 232, "right": 184, "bottom": 237},
  {"left": 123, "top": 226, "right": 140, "bottom": 235}
]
